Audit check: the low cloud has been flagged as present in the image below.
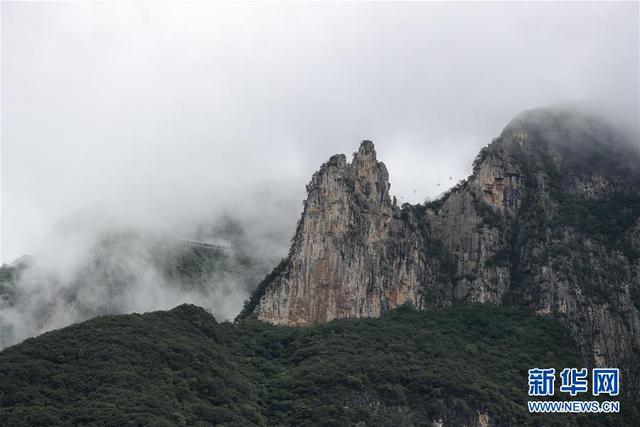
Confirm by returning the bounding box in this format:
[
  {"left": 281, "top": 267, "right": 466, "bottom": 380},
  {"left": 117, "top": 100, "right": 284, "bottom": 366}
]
[{"left": 1, "top": 2, "right": 637, "bottom": 346}]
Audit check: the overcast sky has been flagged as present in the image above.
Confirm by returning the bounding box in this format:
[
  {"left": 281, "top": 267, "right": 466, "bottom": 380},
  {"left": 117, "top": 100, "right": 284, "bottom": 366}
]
[{"left": 2, "top": 1, "right": 638, "bottom": 263}]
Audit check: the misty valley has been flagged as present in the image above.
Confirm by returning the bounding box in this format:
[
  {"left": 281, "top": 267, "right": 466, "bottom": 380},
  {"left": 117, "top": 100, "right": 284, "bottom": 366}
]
[
  {"left": 0, "top": 216, "right": 288, "bottom": 350},
  {"left": 2, "top": 2, "right": 639, "bottom": 425},
  {"left": 2, "top": 106, "right": 640, "bottom": 426}
]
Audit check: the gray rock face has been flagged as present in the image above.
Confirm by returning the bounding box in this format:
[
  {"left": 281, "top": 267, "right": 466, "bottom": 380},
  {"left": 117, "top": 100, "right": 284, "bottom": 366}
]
[
  {"left": 254, "top": 141, "right": 424, "bottom": 324},
  {"left": 247, "top": 108, "right": 640, "bottom": 387}
]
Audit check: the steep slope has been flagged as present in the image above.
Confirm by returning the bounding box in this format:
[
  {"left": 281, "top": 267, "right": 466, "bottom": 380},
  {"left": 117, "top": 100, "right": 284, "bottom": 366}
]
[
  {"left": 244, "top": 141, "right": 455, "bottom": 325},
  {"left": 243, "top": 107, "right": 640, "bottom": 386},
  {"left": 4, "top": 303, "right": 633, "bottom": 426}
]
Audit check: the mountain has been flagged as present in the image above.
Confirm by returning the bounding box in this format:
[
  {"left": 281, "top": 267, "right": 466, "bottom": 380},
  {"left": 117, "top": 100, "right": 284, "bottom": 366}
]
[
  {"left": 2, "top": 106, "right": 639, "bottom": 426},
  {"left": 3, "top": 303, "right": 634, "bottom": 426},
  {"left": 242, "top": 107, "right": 640, "bottom": 392}
]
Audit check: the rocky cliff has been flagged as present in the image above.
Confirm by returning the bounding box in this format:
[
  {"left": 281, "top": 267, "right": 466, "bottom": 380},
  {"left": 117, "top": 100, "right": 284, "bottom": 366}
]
[{"left": 243, "top": 107, "right": 640, "bottom": 386}]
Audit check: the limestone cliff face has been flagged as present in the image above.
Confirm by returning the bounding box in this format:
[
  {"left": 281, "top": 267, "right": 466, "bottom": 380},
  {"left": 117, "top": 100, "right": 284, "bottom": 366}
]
[
  {"left": 245, "top": 108, "right": 640, "bottom": 387},
  {"left": 253, "top": 141, "right": 451, "bottom": 324}
]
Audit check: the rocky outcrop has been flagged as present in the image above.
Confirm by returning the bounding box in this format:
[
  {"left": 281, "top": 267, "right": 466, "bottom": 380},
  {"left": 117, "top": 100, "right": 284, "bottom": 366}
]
[
  {"left": 252, "top": 141, "right": 449, "bottom": 325},
  {"left": 244, "top": 107, "right": 640, "bottom": 389}
]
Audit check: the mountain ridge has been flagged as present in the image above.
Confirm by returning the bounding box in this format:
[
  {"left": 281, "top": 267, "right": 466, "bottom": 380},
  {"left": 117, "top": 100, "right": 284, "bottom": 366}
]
[
  {"left": 5, "top": 302, "right": 625, "bottom": 426},
  {"left": 243, "top": 107, "right": 640, "bottom": 393},
  {"left": 2, "top": 106, "right": 640, "bottom": 425}
]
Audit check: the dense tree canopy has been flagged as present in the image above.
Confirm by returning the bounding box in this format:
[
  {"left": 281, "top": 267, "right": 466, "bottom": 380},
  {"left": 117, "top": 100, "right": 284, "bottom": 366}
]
[{"left": 1, "top": 303, "right": 636, "bottom": 426}]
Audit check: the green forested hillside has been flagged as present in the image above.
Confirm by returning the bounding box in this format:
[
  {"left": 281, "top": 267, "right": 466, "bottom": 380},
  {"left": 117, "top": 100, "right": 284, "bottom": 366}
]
[{"left": 0, "top": 304, "right": 636, "bottom": 426}]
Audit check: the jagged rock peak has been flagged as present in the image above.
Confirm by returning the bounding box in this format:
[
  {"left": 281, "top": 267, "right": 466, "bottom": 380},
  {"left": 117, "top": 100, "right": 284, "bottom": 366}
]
[
  {"left": 246, "top": 140, "right": 398, "bottom": 325},
  {"left": 243, "top": 110, "right": 640, "bottom": 392},
  {"left": 322, "top": 140, "right": 380, "bottom": 170},
  {"left": 308, "top": 140, "right": 391, "bottom": 209},
  {"left": 357, "top": 139, "right": 376, "bottom": 156}
]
